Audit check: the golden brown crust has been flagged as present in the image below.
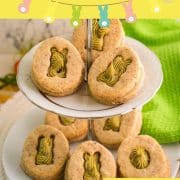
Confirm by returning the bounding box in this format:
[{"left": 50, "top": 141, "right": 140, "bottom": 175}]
[
  {"left": 72, "top": 20, "right": 87, "bottom": 62},
  {"left": 88, "top": 46, "right": 144, "bottom": 105},
  {"left": 31, "top": 36, "right": 84, "bottom": 97},
  {"left": 45, "top": 112, "right": 88, "bottom": 142},
  {"left": 72, "top": 19, "right": 125, "bottom": 62},
  {"left": 121, "top": 65, "right": 144, "bottom": 102},
  {"left": 21, "top": 125, "right": 69, "bottom": 180},
  {"left": 117, "top": 135, "right": 171, "bottom": 178},
  {"left": 65, "top": 141, "right": 117, "bottom": 180},
  {"left": 92, "top": 109, "right": 142, "bottom": 149}
]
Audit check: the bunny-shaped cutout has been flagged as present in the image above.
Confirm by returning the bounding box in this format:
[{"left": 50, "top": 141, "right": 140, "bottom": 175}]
[
  {"left": 48, "top": 47, "right": 68, "bottom": 78},
  {"left": 97, "top": 56, "right": 132, "bottom": 87},
  {"left": 92, "top": 19, "right": 109, "bottom": 51},
  {"left": 36, "top": 136, "right": 54, "bottom": 165},
  {"left": 103, "top": 115, "right": 122, "bottom": 132},
  {"left": 83, "top": 152, "right": 101, "bottom": 180}
]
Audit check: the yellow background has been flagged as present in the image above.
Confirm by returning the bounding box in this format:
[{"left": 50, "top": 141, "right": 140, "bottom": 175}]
[
  {"left": 52, "top": 0, "right": 127, "bottom": 6},
  {"left": 103, "top": 178, "right": 180, "bottom": 180},
  {"left": 0, "top": 0, "right": 180, "bottom": 19}
]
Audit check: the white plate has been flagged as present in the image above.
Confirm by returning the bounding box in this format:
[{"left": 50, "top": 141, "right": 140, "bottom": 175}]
[
  {"left": 17, "top": 37, "right": 163, "bottom": 118},
  {"left": 2, "top": 108, "right": 180, "bottom": 179}
]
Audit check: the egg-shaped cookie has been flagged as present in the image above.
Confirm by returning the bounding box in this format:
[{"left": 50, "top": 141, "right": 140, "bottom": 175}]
[
  {"left": 92, "top": 109, "right": 142, "bottom": 149},
  {"left": 21, "top": 125, "right": 69, "bottom": 180},
  {"left": 88, "top": 46, "right": 144, "bottom": 105},
  {"left": 73, "top": 19, "right": 124, "bottom": 62},
  {"left": 65, "top": 141, "right": 116, "bottom": 180},
  {"left": 45, "top": 112, "right": 88, "bottom": 142},
  {"left": 31, "top": 37, "right": 84, "bottom": 97},
  {"left": 117, "top": 135, "right": 171, "bottom": 178}
]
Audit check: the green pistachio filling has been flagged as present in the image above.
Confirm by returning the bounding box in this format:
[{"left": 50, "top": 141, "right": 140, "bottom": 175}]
[
  {"left": 91, "top": 19, "right": 109, "bottom": 51},
  {"left": 130, "top": 147, "right": 150, "bottom": 169},
  {"left": 103, "top": 115, "right": 121, "bottom": 132},
  {"left": 59, "top": 115, "right": 76, "bottom": 126},
  {"left": 97, "top": 56, "right": 132, "bottom": 87},
  {"left": 36, "top": 136, "right": 54, "bottom": 165},
  {"left": 48, "top": 47, "right": 68, "bottom": 78},
  {"left": 83, "top": 152, "right": 101, "bottom": 180}
]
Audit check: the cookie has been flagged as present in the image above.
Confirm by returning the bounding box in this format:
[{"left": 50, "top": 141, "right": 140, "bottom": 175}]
[
  {"left": 65, "top": 141, "right": 116, "bottom": 180},
  {"left": 21, "top": 125, "right": 69, "bottom": 180},
  {"left": 31, "top": 36, "right": 84, "bottom": 97},
  {"left": 73, "top": 19, "right": 124, "bottom": 62},
  {"left": 45, "top": 112, "right": 88, "bottom": 142},
  {"left": 121, "top": 65, "right": 144, "bottom": 102},
  {"left": 92, "top": 109, "right": 142, "bottom": 149},
  {"left": 88, "top": 46, "right": 144, "bottom": 105},
  {"left": 72, "top": 20, "right": 87, "bottom": 62},
  {"left": 117, "top": 135, "right": 171, "bottom": 178}
]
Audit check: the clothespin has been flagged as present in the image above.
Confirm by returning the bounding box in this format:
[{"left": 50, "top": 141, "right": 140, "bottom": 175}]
[
  {"left": 98, "top": 5, "right": 110, "bottom": 27},
  {"left": 71, "top": 5, "right": 82, "bottom": 27},
  {"left": 122, "top": 0, "right": 136, "bottom": 23}
]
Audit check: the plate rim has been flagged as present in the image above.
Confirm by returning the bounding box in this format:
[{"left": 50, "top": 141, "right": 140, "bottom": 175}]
[
  {"left": 2, "top": 107, "right": 180, "bottom": 179},
  {"left": 17, "top": 36, "right": 163, "bottom": 118}
]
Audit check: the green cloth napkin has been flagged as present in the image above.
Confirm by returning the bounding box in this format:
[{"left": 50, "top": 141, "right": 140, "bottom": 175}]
[{"left": 122, "top": 19, "right": 180, "bottom": 144}]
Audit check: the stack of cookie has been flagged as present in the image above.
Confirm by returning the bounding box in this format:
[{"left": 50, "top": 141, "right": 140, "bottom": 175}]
[
  {"left": 45, "top": 108, "right": 142, "bottom": 149},
  {"left": 22, "top": 19, "right": 170, "bottom": 179},
  {"left": 31, "top": 19, "right": 144, "bottom": 105},
  {"left": 20, "top": 113, "right": 170, "bottom": 179},
  {"left": 73, "top": 19, "right": 144, "bottom": 105},
  {"left": 73, "top": 19, "right": 124, "bottom": 63},
  {"left": 20, "top": 110, "right": 126, "bottom": 180}
]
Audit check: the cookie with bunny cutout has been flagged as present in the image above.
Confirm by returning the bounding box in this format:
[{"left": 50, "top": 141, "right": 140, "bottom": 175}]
[
  {"left": 117, "top": 135, "right": 171, "bottom": 177},
  {"left": 31, "top": 36, "right": 84, "bottom": 97},
  {"left": 45, "top": 112, "right": 88, "bottom": 142},
  {"left": 92, "top": 109, "right": 142, "bottom": 149},
  {"left": 73, "top": 19, "right": 125, "bottom": 62},
  {"left": 88, "top": 46, "right": 144, "bottom": 105},
  {"left": 65, "top": 141, "right": 116, "bottom": 180},
  {"left": 21, "top": 125, "right": 69, "bottom": 180}
]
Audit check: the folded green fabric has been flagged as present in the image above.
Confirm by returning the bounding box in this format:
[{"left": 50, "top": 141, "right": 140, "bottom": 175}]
[{"left": 122, "top": 19, "right": 180, "bottom": 144}]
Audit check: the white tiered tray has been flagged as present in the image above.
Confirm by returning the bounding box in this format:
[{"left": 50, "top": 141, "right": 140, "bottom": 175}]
[
  {"left": 2, "top": 108, "right": 180, "bottom": 179},
  {"left": 17, "top": 37, "right": 163, "bottom": 118}
]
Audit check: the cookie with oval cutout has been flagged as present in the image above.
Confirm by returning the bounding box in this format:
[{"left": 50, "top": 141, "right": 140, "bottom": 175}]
[
  {"left": 65, "top": 141, "right": 116, "bottom": 180},
  {"left": 31, "top": 37, "right": 84, "bottom": 97},
  {"left": 88, "top": 46, "right": 144, "bottom": 105},
  {"left": 45, "top": 112, "right": 88, "bottom": 142},
  {"left": 21, "top": 125, "right": 69, "bottom": 180},
  {"left": 92, "top": 109, "right": 142, "bottom": 149},
  {"left": 72, "top": 19, "right": 124, "bottom": 62},
  {"left": 117, "top": 135, "right": 171, "bottom": 178}
]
